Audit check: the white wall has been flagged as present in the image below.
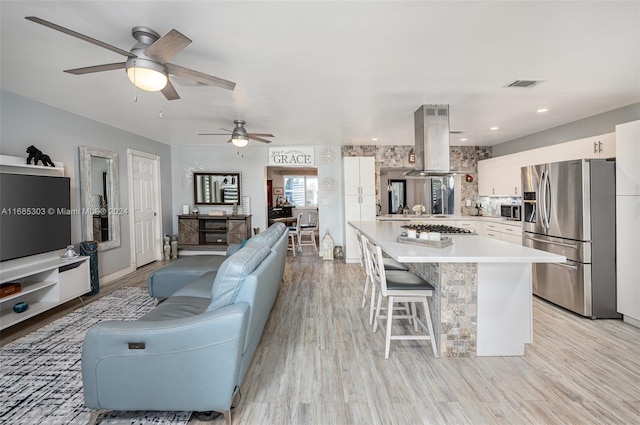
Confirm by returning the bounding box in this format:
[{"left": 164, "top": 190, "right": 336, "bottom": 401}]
[{"left": 0, "top": 90, "right": 173, "bottom": 277}]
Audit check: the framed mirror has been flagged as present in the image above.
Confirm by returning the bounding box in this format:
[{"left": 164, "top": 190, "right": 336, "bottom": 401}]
[
  {"left": 79, "top": 147, "right": 120, "bottom": 251},
  {"left": 193, "top": 172, "right": 241, "bottom": 205},
  {"left": 388, "top": 179, "right": 406, "bottom": 214}
]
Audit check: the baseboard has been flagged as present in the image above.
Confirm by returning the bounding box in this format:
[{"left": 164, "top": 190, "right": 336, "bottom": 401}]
[
  {"left": 623, "top": 315, "right": 640, "bottom": 328},
  {"left": 178, "top": 250, "right": 226, "bottom": 257},
  {"left": 100, "top": 264, "right": 136, "bottom": 286}
]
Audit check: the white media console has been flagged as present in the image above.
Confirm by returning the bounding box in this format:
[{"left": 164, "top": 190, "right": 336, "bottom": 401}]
[
  {"left": 0, "top": 252, "right": 90, "bottom": 330},
  {"left": 0, "top": 154, "right": 91, "bottom": 330}
]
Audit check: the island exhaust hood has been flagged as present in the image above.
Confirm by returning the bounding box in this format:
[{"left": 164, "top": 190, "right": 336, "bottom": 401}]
[{"left": 404, "top": 104, "right": 459, "bottom": 177}]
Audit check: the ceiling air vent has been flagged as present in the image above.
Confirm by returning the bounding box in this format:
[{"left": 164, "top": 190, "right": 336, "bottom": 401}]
[{"left": 505, "top": 79, "right": 544, "bottom": 88}]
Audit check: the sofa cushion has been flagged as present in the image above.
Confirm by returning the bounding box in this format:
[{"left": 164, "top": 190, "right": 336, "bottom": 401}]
[
  {"left": 147, "top": 255, "right": 227, "bottom": 298},
  {"left": 138, "top": 296, "right": 210, "bottom": 321},
  {"left": 207, "top": 244, "right": 272, "bottom": 311},
  {"left": 172, "top": 271, "right": 217, "bottom": 299}
]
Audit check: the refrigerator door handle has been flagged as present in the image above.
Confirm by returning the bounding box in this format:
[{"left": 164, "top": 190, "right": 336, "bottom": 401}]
[
  {"left": 545, "top": 170, "right": 552, "bottom": 230},
  {"left": 539, "top": 170, "right": 548, "bottom": 229},
  {"left": 523, "top": 234, "right": 578, "bottom": 249}
]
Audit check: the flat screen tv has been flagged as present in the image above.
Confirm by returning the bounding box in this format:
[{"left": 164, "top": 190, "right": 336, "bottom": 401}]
[{"left": 0, "top": 173, "right": 71, "bottom": 262}]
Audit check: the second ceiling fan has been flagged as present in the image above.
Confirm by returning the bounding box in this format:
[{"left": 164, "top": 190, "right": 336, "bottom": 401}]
[{"left": 199, "top": 120, "right": 274, "bottom": 147}]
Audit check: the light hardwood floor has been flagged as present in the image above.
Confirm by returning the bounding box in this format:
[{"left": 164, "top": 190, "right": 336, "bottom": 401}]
[{"left": 3, "top": 253, "right": 640, "bottom": 424}]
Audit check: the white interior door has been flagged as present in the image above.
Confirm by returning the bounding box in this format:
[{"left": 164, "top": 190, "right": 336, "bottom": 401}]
[{"left": 128, "top": 150, "right": 161, "bottom": 267}]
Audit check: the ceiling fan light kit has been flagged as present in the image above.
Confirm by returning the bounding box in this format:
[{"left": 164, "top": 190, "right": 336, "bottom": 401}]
[
  {"left": 231, "top": 135, "right": 250, "bottom": 148},
  {"left": 126, "top": 59, "right": 168, "bottom": 92}
]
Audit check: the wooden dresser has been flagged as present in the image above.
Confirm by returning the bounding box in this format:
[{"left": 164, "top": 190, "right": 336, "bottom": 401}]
[{"left": 178, "top": 214, "right": 252, "bottom": 249}]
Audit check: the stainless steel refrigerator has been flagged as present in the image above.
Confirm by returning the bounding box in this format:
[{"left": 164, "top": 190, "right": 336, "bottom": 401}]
[{"left": 521, "top": 158, "right": 620, "bottom": 318}]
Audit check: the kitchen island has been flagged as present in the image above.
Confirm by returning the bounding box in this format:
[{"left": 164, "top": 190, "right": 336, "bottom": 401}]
[{"left": 350, "top": 220, "right": 565, "bottom": 357}]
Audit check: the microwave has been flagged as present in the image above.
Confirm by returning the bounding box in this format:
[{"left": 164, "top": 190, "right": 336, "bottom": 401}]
[{"left": 500, "top": 204, "right": 521, "bottom": 220}]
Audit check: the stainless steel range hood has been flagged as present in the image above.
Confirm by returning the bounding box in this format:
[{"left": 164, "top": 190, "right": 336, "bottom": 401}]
[{"left": 404, "top": 104, "right": 458, "bottom": 177}]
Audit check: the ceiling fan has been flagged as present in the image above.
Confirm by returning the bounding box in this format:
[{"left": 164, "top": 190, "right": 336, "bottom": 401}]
[
  {"left": 25, "top": 16, "right": 236, "bottom": 100},
  {"left": 199, "top": 120, "right": 274, "bottom": 147}
]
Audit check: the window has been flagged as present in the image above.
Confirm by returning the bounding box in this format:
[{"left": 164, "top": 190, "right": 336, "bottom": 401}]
[{"left": 284, "top": 176, "right": 318, "bottom": 207}]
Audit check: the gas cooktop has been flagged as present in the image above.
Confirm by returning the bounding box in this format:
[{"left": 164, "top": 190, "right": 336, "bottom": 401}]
[{"left": 401, "top": 224, "right": 476, "bottom": 235}]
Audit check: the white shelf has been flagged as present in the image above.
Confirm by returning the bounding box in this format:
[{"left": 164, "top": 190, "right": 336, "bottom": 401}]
[
  {"left": 0, "top": 301, "right": 58, "bottom": 329},
  {"left": 0, "top": 252, "right": 90, "bottom": 330},
  {"left": 0, "top": 280, "right": 57, "bottom": 304},
  {"left": 0, "top": 154, "right": 64, "bottom": 176}
]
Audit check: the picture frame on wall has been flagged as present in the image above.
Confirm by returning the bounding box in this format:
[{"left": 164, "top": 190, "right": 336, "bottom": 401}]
[{"left": 273, "top": 187, "right": 284, "bottom": 195}]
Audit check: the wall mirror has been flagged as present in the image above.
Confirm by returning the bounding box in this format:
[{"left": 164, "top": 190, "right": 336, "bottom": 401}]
[
  {"left": 194, "top": 172, "right": 241, "bottom": 205},
  {"left": 79, "top": 147, "right": 120, "bottom": 251},
  {"left": 387, "top": 179, "right": 406, "bottom": 214}
]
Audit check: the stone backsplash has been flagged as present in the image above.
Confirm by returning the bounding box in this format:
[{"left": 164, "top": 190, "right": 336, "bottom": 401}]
[{"left": 342, "top": 145, "right": 492, "bottom": 215}]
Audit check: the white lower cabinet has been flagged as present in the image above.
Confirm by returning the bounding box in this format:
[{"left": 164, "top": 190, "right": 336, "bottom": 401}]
[
  {"left": 455, "top": 220, "right": 478, "bottom": 233},
  {"left": 481, "top": 221, "right": 522, "bottom": 245}
]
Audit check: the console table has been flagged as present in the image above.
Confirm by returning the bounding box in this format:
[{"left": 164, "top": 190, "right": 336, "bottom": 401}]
[{"left": 178, "top": 215, "right": 252, "bottom": 250}]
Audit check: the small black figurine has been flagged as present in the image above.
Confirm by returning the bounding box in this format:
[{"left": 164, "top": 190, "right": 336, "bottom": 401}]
[{"left": 26, "top": 145, "right": 56, "bottom": 167}]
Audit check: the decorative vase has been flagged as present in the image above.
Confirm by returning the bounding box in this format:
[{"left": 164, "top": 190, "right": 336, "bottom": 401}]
[
  {"left": 163, "top": 236, "right": 171, "bottom": 260},
  {"left": 322, "top": 230, "right": 334, "bottom": 260},
  {"left": 170, "top": 235, "right": 178, "bottom": 259}
]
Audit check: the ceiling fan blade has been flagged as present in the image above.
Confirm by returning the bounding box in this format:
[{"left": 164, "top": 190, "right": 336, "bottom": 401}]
[
  {"left": 248, "top": 135, "right": 273, "bottom": 144},
  {"left": 145, "top": 29, "right": 192, "bottom": 64},
  {"left": 64, "top": 62, "right": 125, "bottom": 75},
  {"left": 247, "top": 133, "right": 275, "bottom": 138},
  {"left": 220, "top": 128, "right": 234, "bottom": 133},
  {"left": 166, "top": 63, "right": 236, "bottom": 91},
  {"left": 26, "top": 17, "right": 135, "bottom": 58},
  {"left": 198, "top": 133, "right": 230, "bottom": 136},
  {"left": 161, "top": 80, "right": 180, "bottom": 101}
]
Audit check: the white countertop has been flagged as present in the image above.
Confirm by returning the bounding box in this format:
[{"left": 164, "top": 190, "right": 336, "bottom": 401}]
[{"left": 349, "top": 220, "right": 564, "bottom": 264}]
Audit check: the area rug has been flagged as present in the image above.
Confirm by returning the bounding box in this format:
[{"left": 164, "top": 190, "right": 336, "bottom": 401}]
[{"left": 0, "top": 287, "right": 192, "bottom": 424}]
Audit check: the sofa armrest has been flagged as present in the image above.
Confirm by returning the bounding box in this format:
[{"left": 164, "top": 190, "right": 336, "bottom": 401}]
[{"left": 82, "top": 303, "right": 249, "bottom": 413}]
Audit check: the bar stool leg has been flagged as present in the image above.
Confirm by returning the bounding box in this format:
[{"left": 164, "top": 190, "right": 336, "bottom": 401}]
[
  {"left": 423, "top": 299, "right": 439, "bottom": 358},
  {"left": 361, "top": 274, "right": 369, "bottom": 308},
  {"left": 385, "top": 295, "right": 394, "bottom": 359},
  {"left": 369, "top": 280, "right": 377, "bottom": 325}
]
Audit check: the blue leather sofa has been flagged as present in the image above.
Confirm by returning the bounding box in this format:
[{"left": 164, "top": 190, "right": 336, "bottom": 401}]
[{"left": 81, "top": 223, "right": 288, "bottom": 425}]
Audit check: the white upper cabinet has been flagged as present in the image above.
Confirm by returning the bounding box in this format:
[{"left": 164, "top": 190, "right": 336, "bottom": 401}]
[
  {"left": 615, "top": 120, "right": 640, "bottom": 196},
  {"left": 479, "top": 132, "right": 616, "bottom": 197},
  {"left": 343, "top": 156, "right": 375, "bottom": 197},
  {"left": 478, "top": 156, "right": 520, "bottom": 196},
  {"left": 562, "top": 132, "right": 616, "bottom": 160}
]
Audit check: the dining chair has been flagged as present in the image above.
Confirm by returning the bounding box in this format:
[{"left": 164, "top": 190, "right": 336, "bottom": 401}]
[
  {"left": 287, "top": 213, "right": 302, "bottom": 257},
  {"left": 357, "top": 231, "right": 409, "bottom": 325},
  {"left": 364, "top": 237, "right": 439, "bottom": 359},
  {"left": 298, "top": 211, "right": 318, "bottom": 253}
]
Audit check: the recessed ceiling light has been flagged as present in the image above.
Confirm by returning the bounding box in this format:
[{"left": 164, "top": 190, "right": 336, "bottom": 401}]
[
  {"left": 537, "top": 108, "right": 548, "bottom": 113},
  {"left": 371, "top": 137, "right": 378, "bottom": 141},
  {"left": 460, "top": 138, "right": 468, "bottom": 142},
  {"left": 490, "top": 126, "right": 499, "bottom": 131}
]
